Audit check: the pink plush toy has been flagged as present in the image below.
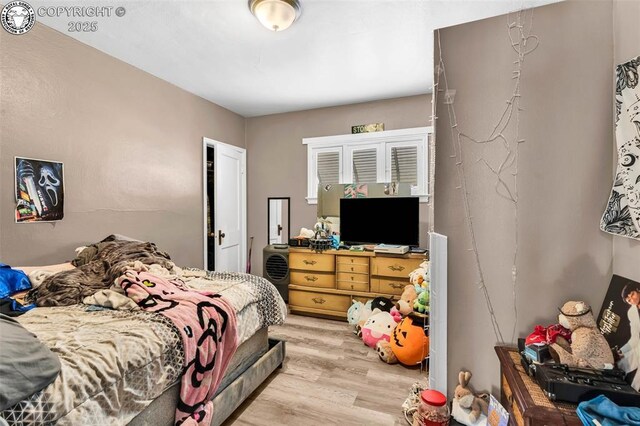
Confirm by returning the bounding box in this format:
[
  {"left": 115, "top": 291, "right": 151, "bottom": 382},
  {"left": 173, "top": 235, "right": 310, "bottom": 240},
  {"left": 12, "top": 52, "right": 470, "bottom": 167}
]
[
  {"left": 390, "top": 306, "right": 402, "bottom": 323},
  {"left": 361, "top": 309, "right": 400, "bottom": 348}
]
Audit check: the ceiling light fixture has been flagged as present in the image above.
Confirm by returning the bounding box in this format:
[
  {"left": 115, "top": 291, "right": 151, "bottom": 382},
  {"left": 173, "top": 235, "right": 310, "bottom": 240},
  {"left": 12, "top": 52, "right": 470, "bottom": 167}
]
[{"left": 249, "top": 0, "right": 301, "bottom": 32}]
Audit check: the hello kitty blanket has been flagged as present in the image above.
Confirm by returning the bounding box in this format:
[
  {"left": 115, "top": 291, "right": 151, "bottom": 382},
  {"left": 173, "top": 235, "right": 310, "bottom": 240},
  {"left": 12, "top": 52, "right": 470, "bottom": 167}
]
[{"left": 118, "top": 270, "right": 238, "bottom": 426}]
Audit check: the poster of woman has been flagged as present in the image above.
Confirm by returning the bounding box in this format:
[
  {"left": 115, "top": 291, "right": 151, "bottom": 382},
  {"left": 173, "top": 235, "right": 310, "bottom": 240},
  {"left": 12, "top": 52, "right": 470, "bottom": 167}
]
[
  {"left": 597, "top": 275, "right": 640, "bottom": 391},
  {"left": 15, "top": 157, "right": 64, "bottom": 222}
]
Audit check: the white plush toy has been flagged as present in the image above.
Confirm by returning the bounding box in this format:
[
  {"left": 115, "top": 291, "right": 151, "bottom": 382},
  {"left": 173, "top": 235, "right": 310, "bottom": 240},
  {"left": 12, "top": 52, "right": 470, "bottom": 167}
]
[
  {"left": 347, "top": 299, "right": 372, "bottom": 325},
  {"left": 409, "top": 261, "right": 430, "bottom": 294}
]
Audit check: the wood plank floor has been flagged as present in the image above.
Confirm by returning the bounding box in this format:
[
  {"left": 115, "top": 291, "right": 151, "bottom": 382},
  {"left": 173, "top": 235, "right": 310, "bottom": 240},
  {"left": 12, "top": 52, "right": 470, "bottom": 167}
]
[{"left": 223, "top": 314, "right": 428, "bottom": 426}]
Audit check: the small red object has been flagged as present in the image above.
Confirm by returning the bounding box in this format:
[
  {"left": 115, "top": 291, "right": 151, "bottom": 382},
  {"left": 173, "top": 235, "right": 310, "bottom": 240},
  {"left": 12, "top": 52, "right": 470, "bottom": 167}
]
[{"left": 420, "top": 389, "right": 447, "bottom": 407}]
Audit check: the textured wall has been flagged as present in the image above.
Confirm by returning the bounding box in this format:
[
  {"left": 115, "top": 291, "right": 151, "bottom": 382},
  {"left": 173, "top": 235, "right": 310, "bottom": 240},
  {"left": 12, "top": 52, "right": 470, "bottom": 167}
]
[
  {"left": 0, "top": 24, "right": 245, "bottom": 268},
  {"left": 245, "top": 95, "right": 431, "bottom": 276},
  {"left": 612, "top": 0, "right": 640, "bottom": 281},
  {"left": 434, "top": 0, "right": 614, "bottom": 392}
]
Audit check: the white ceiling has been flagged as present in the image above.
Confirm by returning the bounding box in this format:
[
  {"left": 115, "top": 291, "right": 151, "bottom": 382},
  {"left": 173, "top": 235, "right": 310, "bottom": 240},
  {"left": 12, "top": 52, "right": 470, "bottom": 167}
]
[{"left": 32, "top": 0, "right": 560, "bottom": 117}]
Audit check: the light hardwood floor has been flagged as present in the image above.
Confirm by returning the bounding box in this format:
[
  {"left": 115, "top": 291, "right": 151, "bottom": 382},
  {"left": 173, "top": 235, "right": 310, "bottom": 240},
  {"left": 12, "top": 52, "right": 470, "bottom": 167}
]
[{"left": 223, "top": 314, "right": 427, "bottom": 426}]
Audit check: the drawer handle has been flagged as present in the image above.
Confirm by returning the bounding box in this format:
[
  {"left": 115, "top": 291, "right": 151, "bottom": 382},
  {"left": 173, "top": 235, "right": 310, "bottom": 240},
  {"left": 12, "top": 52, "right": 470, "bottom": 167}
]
[
  {"left": 350, "top": 258, "right": 354, "bottom": 263},
  {"left": 389, "top": 283, "right": 404, "bottom": 289},
  {"left": 305, "top": 275, "right": 318, "bottom": 282},
  {"left": 351, "top": 284, "right": 354, "bottom": 290},
  {"left": 312, "top": 297, "right": 326, "bottom": 305},
  {"left": 303, "top": 260, "right": 317, "bottom": 265},
  {"left": 388, "top": 264, "right": 405, "bottom": 272},
  {"left": 350, "top": 266, "right": 354, "bottom": 271}
]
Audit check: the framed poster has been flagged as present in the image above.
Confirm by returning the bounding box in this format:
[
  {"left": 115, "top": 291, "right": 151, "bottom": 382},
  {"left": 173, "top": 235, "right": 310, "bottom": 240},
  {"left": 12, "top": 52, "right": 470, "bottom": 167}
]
[
  {"left": 15, "top": 157, "right": 64, "bottom": 222},
  {"left": 596, "top": 275, "right": 640, "bottom": 390}
]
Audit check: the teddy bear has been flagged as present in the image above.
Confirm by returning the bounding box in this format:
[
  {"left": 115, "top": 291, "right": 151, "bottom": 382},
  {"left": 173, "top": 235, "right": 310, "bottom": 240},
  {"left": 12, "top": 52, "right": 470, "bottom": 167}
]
[
  {"left": 361, "top": 309, "right": 400, "bottom": 348},
  {"left": 375, "top": 340, "right": 398, "bottom": 364},
  {"left": 549, "top": 301, "right": 614, "bottom": 370},
  {"left": 453, "top": 370, "right": 488, "bottom": 424},
  {"left": 413, "top": 290, "right": 429, "bottom": 314},
  {"left": 396, "top": 285, "right": 418, "bottom": 316}
]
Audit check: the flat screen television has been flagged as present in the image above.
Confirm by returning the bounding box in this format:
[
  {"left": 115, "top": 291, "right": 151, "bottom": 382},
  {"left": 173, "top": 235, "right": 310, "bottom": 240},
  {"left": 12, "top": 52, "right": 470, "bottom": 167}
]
[{"left": 339, "top": 197, "right": 419, "bottom": 246}]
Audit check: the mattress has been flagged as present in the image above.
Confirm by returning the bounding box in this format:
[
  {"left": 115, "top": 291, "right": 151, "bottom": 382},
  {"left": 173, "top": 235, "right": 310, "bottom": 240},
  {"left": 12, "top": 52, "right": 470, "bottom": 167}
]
[
  {"left": 128, "top": 328, "right": 269, "bottom": 426},
  {"left": 0, "top": 270, "right": 286, "bottom": 426}
]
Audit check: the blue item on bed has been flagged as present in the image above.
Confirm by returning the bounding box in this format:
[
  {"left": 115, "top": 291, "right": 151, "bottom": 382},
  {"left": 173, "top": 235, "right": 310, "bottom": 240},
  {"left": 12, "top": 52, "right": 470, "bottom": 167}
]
[
  {"left": 0, "top": 264, "right": 32, "bottom": 298},
  {"left": 576, "top": 395, "right": 640, "bottom": 426}
]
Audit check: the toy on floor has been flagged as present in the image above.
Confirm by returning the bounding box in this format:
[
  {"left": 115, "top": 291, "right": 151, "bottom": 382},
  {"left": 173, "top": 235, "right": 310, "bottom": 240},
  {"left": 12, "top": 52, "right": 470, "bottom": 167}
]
[
  {"left": 453, "top": 370, "right": 489, "bottom": 424},
  {"left": 347, "top": 299, "right": 372, "bottom": 326},
  {"left": 413, "top": 290, "right": 429, "bottom": 314},
  {"left": 549, "top": 301, "right": 614, "bottom": 370},
  {"left": 390, "top": 316, "right": 429, "bottom": 365},
  {"left": 390, "top": 306, "right": 402, "bottom": 322},
  {"left": 371, "top": 296, "right": 394, "bottom": 313},
  {"left": 396, "top": 285, "right": 418, "bottom": 316},
  {"left": 362, "top": 309, "right": 400, "bottom": 348},
  {"left": 376, "top": 340, "right": 398, "bottom": 364}
]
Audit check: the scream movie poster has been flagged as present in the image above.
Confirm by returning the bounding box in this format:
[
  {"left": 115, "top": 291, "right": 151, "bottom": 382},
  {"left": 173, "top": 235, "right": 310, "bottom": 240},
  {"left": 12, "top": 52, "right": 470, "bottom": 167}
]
[{"left": 15, "top": 157, "right": 64, "bottom": 222}]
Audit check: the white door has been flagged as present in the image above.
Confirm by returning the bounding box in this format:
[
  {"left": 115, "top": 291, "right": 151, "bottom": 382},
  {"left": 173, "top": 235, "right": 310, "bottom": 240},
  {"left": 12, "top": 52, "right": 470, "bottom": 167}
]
[
  {"left": 269, "top": 200, "right": 283, "bottom": 244},
  {"left": 203, "top": 138, "right": 246, "bottom": 273}
]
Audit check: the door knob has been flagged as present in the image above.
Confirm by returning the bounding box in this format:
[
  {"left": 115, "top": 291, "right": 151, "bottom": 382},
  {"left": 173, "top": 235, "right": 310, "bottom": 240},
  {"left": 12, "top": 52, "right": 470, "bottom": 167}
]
[{"left": 218, "top": 230, "right": 226, "bottom": 245}]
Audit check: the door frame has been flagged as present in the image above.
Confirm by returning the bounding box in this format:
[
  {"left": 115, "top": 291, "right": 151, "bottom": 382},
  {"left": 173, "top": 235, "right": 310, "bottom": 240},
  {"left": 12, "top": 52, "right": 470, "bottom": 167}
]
[{"left": 202, "top": 137, "right": 247, "bottom": 271}]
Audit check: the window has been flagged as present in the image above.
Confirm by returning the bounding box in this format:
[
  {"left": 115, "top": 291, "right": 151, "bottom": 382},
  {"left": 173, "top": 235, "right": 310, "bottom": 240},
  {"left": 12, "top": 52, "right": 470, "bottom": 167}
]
[{"left": 304, "top": 127, "right": 431, "bottom": 204}]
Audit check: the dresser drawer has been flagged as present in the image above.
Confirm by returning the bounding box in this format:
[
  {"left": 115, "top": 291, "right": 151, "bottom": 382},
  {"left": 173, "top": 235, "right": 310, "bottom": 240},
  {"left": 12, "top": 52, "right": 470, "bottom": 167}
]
[
  {"left": 290, "top": 271, "right": 335, "bottom": 288},
  {"left": 336, "top": 272, "right": 369, "bottom": 293},
  {"left": 370, "top": 278, "right": 409, "bottom": 295},
  {"left": 371, "top": 257, "right": 423, "bottom": 278},
  {"left": 502, "top": 374, "right": 524, "bottom": 426},
  {"left": 336, "top": 278, "right": 369, "bottom": 292},
  {"left": 336, "top": 262, "right": 370, "bottom": 274},
  {"left": 289, "top": 290, "right": 350, "bottom": 312},
  {"left": 289, "top": 252, "right": 335, "bottom": 272},
  {"left": 336, "top": 255, "right": 370, "bottom": 265}
]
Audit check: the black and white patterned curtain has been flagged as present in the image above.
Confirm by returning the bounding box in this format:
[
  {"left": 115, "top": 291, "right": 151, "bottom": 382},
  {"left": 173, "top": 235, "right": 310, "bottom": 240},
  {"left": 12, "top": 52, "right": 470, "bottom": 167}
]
[{"left": 601, "top": 56, "right": 640, "bottom": 240}]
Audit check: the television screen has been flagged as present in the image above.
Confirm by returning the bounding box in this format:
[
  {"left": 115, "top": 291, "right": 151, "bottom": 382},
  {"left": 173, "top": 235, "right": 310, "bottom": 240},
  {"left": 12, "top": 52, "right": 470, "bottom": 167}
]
[{"left": 339, "top": 197, "right": 419, "bottom": 246}]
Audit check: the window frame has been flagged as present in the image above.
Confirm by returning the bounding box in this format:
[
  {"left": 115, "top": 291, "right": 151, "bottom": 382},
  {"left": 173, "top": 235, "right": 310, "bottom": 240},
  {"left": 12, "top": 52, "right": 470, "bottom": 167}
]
[{"left": 303, "top": 127, "right": 432, "bottom": 204}]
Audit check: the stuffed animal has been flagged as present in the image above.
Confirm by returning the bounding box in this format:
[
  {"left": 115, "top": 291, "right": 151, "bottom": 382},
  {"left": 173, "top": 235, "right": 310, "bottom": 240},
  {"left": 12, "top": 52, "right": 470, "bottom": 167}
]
[
  {"left": 375, "top": 340, "right": 398, "bottom": 364},
  {"left": 390, "top": 306, "right": 402, "bottom": 323},
  {"left": 347, "top": 299, "right": 372, "bottom": 326},
  {"left": 413, "top": 290, "right": 430, "bottom": 314},
  {"left": 361, "top": 309, "right": 399, "bottom": 348},
  {"left": 409, "top": 261, "right": 430, "bottom": 287},
  {"left": 549, "top": 301, "right": 614, "bottom": 370},
  {"left": 390, "top": 316, "right": 429, "bottom": 365},
  {"left": 454, "top": 371, "right": 489, "bottom": 424},
  {"left": 396, "top": 285, "right": 418, "bottom": 316},
  {"left": 371, "top": 296, "right": 394, "bottom": 313}
]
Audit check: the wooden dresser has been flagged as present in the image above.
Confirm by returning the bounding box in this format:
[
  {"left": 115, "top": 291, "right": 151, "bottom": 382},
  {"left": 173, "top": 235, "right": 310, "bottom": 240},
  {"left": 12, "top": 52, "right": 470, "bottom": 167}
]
[
  {"left": 495, "top": 346, "right": 581, "bottom": 426},
  {"left": 288, "top": 248, "right": 426, "bottom": 320}
]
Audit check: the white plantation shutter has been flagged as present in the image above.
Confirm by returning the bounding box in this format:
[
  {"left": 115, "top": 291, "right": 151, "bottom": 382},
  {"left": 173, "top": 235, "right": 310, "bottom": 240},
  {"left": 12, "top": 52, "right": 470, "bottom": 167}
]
[
  {"left": 390, "top": 145, "right": 418, "bottom": 184},
  {"left": 352, "top": 148, "right": 377, "bottom": 183},
  {"left": 304, "top": 127, "right": 431, "bottom": 203},
  {"left": 317, "top": 150, "right": 340, "bottom": 184}
]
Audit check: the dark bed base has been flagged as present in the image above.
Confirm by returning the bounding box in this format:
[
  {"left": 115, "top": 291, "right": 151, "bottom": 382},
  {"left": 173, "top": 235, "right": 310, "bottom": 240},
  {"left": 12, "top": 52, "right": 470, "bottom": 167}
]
[
  {"left": 129, "top": 337, "right": 285, "bottom": 426},
  {"left": 211, "top": 338, "right": 285, "bottom": 425}
]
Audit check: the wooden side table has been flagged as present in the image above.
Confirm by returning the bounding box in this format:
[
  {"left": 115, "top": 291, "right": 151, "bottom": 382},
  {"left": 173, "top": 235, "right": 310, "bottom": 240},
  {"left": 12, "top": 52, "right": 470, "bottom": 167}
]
[{"left": 495, "top": 346, "right": 582, "bottom": 426}]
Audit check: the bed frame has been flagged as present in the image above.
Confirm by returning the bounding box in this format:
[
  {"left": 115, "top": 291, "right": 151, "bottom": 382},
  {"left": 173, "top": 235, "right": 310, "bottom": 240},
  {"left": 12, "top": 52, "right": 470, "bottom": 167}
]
[{"left": 129, "top": 335, "right": 285, "bottom": 426}]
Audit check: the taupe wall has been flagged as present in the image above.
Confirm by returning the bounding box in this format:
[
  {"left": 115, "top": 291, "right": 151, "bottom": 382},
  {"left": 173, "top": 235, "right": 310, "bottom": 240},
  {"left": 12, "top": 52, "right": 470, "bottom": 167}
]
[
  {"left": 0, "top": 24, "right": 245, "bottom": 267},
  {"left": 434, "top": 0, "right": 614, "bottom": 392},
  {"left": 245, "top": 95, "right": 431, "bottom": 276},
  {"left": 612, "top": 0, "right": 640, "bottom": 281}
]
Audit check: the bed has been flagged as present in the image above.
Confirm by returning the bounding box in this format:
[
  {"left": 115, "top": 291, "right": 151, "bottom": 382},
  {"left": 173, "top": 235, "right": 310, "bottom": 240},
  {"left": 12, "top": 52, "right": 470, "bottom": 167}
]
[{"left": 0, "top": 267, "right": 287, "bottom": 426}]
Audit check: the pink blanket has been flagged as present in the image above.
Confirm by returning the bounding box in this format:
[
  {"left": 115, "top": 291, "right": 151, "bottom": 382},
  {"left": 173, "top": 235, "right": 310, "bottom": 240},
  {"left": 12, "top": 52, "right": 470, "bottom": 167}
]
[{"left": 117, "top": 270, "right": 238, "bottom": 425}]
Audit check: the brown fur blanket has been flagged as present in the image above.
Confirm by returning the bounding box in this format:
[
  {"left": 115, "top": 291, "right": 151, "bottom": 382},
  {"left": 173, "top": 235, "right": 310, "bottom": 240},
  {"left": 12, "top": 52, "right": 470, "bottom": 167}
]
[{"left": 29, "top": 236, "right": 174, "bottom": 307}]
